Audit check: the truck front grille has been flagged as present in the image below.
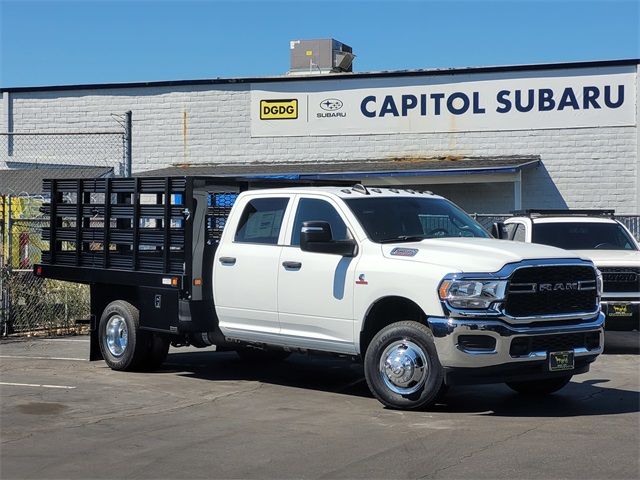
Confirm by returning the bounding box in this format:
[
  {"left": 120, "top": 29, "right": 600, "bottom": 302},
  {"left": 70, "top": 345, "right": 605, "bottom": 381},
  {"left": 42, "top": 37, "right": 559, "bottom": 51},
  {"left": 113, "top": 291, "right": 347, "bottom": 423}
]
[
  {"left": 510, "top": 332, "right": 601, "bottom": 356},
  {"left": 505, "top": 266, "right": 598, "bottom": 318},
  {"left": 599, "top": 267, "right": 640, "bottom": 293}
]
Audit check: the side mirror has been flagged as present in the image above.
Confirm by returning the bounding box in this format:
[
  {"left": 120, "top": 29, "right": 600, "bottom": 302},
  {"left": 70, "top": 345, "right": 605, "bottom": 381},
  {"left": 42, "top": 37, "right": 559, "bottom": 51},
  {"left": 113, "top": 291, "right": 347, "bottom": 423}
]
[
  {"left": 491, "top": 222, "right": 508, "bottom": 240},
  {"left": 300, "top": 221, "right": 358, "bottom": 257},
  {"left": 301, "top": 221, "right": 333, "bottom": 243}
]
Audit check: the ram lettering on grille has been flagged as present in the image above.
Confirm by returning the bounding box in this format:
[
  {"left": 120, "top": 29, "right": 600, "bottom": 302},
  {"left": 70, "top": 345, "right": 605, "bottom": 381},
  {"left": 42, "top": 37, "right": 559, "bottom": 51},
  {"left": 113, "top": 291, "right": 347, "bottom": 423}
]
[{"left": 505, "top": 266, "right": 598, "bottom": 317}]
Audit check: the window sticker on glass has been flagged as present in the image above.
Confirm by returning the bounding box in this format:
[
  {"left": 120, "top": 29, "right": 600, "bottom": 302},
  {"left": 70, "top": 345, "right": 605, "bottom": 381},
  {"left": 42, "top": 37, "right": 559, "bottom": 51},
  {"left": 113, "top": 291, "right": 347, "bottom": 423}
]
[
  {"left": 245, "top": 211, "right": 283, "bottom": 239},
  {"left": 235, "top": 198, "right": 289, "bottom": 245}
]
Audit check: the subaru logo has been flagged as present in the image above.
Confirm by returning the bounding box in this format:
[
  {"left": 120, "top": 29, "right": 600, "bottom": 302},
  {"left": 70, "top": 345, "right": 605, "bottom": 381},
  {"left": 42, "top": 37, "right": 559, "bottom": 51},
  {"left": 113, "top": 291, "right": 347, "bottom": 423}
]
[{"left": 320, "top": 99, "right": 343, "bottom": 111}]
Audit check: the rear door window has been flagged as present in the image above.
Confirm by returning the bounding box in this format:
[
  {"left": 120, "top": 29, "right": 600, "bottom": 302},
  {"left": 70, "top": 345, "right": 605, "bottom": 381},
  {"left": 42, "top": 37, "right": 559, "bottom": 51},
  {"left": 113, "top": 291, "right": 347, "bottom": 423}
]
[{"left": 235, "top": 198, "right": 289, "bottom": 245}]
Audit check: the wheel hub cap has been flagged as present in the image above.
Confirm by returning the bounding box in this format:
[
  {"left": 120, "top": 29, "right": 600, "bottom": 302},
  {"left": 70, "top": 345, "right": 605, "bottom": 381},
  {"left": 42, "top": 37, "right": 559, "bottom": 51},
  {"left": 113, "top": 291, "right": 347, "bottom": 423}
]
[
  {"left": 379, "top": 340, "right": 428, "bottom": 395},
  {"left": 105, "top": 315, "right": 128, "bottom": 357}
]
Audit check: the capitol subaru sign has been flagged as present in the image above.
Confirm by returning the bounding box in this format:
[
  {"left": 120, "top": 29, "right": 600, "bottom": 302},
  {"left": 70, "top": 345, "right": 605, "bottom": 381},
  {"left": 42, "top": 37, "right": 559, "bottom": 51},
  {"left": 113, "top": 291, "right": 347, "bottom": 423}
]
[{"left": 250, "top": 65, "right": 636, "bottom": 137}]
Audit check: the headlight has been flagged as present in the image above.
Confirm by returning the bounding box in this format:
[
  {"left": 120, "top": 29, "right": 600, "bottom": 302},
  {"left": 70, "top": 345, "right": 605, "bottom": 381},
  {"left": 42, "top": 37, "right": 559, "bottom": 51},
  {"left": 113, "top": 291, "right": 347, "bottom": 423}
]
[
  {"left": 438, "top": 279, "right": 507, "bottom": 309},
  {"left": 595, "top": 268, "right": 603, "bottom": 297}
]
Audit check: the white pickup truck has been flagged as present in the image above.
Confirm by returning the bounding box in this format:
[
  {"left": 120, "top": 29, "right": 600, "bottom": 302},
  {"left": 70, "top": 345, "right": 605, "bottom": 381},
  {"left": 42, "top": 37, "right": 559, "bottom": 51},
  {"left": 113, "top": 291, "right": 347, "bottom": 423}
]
[
  {"left": 502, "top": 211, "right": 639, "bottom": 332},
  {"left": 36, "top": 177, "right": 605, "bottom": 410}
]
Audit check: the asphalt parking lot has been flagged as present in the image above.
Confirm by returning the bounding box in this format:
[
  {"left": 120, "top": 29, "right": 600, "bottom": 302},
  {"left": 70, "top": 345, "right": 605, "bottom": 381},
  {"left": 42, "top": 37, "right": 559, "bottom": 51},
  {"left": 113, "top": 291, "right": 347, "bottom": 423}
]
[{"left": 1, "top": 335, "right": 639, "bottom": 480}]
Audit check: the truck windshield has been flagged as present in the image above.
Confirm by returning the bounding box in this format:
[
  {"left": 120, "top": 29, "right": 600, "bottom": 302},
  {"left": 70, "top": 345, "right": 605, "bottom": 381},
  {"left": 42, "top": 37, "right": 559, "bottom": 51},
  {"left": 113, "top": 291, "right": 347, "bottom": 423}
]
[
  {"left": 344, "top": 196, "right": 490, "bottom": 243},
  {"left": 532, "top": 222, "right": 638, "bottom": 250}
]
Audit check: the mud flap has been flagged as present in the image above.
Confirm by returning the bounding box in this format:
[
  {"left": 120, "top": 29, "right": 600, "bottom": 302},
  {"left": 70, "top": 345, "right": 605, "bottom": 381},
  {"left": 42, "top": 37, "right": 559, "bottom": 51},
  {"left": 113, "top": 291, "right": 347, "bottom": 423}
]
[{"left": 89, "top": 314, "right": 103, "bottom": 361}]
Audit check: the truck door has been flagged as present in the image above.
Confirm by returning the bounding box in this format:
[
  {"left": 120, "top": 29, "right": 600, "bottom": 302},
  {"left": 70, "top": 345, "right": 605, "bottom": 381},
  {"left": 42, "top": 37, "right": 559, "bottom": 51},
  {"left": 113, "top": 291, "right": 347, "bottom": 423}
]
[
  {"left": 214, "top": 196, "right": 291, "bottom": 339},
  {"left": 277, "top": 196, "right": 358, "bottom": 354}
]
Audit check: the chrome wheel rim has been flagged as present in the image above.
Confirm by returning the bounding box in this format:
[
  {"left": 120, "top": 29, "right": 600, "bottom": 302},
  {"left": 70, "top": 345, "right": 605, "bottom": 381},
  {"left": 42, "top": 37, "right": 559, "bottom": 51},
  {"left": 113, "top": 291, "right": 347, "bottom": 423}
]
[
  {"left": 105, "top": 315, "right": 128, "bottom": 357},
  {"left": 379, "top": 339, "right": 428, "bottom": 395}
]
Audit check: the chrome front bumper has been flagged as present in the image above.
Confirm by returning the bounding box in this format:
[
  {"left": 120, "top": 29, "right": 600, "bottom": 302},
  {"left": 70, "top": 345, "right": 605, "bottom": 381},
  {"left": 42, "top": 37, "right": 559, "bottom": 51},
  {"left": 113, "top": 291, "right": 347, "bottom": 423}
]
[{"left": 427, "top": 312, "right": 605, "bottom": 369}]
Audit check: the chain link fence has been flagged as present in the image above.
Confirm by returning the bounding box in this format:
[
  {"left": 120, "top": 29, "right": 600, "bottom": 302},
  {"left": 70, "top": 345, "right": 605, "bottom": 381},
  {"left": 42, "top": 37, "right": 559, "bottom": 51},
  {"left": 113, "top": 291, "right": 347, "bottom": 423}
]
[
  {"left": 0, "top": 196, "right": 6, "bottom": 335},
  {"left": 1, "top": 124, "right": 129, "bottom": 336},
  {"left": 1, "top": 198, "right": 91, "bottom": 336},
  {"left": 1, "top": 132, "right": 127, "bottom": 175}
]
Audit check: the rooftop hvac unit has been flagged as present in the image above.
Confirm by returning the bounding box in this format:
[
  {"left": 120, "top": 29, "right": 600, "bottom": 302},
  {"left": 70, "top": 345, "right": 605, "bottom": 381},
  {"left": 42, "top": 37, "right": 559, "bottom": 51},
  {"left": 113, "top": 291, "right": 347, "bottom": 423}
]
[{"left": 289, "top": 39, "right": 355, "bottom": 75}]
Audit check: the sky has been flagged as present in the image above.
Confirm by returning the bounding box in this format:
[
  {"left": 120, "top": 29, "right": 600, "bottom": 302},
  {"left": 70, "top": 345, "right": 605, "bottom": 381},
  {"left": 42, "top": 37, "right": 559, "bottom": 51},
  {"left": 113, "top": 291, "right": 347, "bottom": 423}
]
[{"left": 0, "top": 0, "right": 638, "bottom": 88}]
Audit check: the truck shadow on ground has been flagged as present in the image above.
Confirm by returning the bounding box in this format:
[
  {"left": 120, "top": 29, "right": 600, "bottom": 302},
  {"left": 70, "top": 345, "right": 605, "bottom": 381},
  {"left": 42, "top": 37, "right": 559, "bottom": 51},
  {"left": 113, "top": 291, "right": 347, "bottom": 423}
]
[
  {"left": 604, "top": 331, "right": 640, "bottom": 354},
  {"left": 436, "top": 379, "right": 640, "bottom": 417},
  {"left": 162, "top": 350, "right": 639, "bottom": 418}
]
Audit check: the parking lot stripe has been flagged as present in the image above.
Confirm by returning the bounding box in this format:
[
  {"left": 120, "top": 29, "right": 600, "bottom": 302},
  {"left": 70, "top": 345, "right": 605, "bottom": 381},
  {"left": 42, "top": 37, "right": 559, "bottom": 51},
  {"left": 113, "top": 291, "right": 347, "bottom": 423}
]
[
  {"left": 38, "top": 338, "right": 89, "bottom": 342},
  {"left": 0, "top": 355, "right": 85, "bottom": 361},
  {"left": 0, "top": 382, "right": 76, "bottom": 389}
]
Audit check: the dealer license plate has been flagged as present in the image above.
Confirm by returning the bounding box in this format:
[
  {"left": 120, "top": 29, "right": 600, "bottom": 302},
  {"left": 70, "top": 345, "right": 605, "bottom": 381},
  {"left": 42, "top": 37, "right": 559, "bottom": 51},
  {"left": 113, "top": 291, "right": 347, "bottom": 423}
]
[
  {"left": 608, "top": 303, "right": 633, "bottom": 317},
  {"left": 549, "top": 351, "right": 574, "bottom": 371}
]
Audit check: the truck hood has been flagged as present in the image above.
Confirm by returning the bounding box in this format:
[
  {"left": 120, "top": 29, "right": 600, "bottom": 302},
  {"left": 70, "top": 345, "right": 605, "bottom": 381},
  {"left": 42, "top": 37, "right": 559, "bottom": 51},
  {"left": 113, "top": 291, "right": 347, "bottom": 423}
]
[
  {"left": 381, "top": 237, "right": 586, "bottom": 273},
  {"left": 569, "top": 249, "right": 640, "bottom": 267}
]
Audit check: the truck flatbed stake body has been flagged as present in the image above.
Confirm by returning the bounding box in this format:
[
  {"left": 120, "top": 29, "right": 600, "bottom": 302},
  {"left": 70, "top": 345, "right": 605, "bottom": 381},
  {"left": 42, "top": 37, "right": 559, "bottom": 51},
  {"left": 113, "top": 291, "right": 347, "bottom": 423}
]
[{"left": 36, "top": 176, "right": 605, "bottom": 409}]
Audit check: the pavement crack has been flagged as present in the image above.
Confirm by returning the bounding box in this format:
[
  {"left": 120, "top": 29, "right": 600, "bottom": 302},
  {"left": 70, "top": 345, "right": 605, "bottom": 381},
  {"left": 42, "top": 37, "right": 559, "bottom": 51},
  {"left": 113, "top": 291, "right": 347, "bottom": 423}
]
[
  {"left": 70, "top": 383, "right": 264, "bottom": 429},
  {"left": 577, "top": 387, "right": 606, "bottom": 402},
  {"left": 420, "top": 426, "right": 539, "bottom": 479},
  {"left": 1, "top": 433, "right": 34, "bottom": 445}
]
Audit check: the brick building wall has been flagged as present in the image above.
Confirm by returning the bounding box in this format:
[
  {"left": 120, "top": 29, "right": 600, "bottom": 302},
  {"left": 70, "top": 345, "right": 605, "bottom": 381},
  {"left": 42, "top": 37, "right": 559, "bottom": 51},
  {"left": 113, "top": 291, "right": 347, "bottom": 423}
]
[{"left": 2, "top": 63, "right": 638, "bottom": 214}]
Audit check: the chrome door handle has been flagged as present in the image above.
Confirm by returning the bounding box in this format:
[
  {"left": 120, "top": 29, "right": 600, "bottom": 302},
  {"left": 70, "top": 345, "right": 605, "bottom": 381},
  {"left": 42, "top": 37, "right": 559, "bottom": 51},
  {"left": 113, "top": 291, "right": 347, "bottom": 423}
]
[
  {"left": 282, "top": 261, "right": 302, "bottom": 270},
  {"left": 219, "top": 256, "right": 236, "bottom": 265}
]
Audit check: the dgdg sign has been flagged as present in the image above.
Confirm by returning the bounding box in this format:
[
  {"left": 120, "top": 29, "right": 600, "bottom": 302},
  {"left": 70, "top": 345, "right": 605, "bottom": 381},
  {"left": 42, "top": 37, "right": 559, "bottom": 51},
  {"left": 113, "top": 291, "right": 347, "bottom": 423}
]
[
  {"left": 260, "top": 99, "right": 298, "bottom": 120},
  {"left": 251, "top": 65, "right": 636, "bottom": 136}
]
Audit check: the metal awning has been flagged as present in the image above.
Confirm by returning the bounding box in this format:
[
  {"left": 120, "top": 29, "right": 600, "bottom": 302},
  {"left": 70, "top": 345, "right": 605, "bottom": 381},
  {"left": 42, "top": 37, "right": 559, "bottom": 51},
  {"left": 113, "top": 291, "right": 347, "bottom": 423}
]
[
  {"left": 137, "top": 155, "right": 539, "bottom": 179},
  {"left": 137, "top": 156, "right": 540, "bottom": 210}
]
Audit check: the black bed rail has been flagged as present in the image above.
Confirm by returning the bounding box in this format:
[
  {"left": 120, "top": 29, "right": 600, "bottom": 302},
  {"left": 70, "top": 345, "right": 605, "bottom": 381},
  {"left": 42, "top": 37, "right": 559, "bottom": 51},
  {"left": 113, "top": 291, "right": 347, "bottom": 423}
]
[
  {"left": 40, "top": 176, "right": 190, "bottom": 276},
  {"left": 36, "top": 175, "right": 357, "bottom": 288}
]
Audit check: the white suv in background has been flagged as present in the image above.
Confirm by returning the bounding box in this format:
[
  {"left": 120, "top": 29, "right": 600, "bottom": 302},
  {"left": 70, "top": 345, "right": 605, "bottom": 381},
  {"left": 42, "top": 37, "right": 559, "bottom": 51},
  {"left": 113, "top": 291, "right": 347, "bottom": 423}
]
[{"left": 503, "top": 211, "right": 640, "bottom": 332}]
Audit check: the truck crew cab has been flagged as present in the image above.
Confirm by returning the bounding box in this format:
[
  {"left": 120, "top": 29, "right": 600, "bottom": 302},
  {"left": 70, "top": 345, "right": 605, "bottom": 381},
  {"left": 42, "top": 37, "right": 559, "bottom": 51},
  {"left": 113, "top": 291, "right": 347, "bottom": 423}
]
[
  {"left": 36, "top": 177, "right": 605, "bottom": 410},
  {"left": 503, "top": 210, "right": 640, "bottom": 332}
]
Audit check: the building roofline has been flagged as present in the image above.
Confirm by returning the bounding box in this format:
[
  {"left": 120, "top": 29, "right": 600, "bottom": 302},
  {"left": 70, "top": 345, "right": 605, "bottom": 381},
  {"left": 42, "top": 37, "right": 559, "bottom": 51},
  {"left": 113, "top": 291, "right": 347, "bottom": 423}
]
[
  {"left": 135, "top": 156, "right": 540, "bottom": 179},
  {"left": 2, "top": 58, "right": 638, "bottom": 93}
]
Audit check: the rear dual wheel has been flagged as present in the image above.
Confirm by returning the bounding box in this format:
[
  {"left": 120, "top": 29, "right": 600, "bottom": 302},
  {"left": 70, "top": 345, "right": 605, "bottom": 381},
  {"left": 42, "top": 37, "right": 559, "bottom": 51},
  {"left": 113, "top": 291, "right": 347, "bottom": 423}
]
[{"left": 99, "top": 300, "right": 170, "bottom": 371}]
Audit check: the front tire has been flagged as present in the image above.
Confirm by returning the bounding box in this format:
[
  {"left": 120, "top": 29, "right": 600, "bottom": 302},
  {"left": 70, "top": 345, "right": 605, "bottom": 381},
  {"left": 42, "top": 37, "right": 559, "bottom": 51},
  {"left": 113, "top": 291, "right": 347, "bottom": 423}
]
[
  {"left": 98, "top": 300, "right": 148, "bottom": 371},
  {"left": 364, "top": 321, "right": 444, "bottom": 410},
  {"left": 506, "top": 375, "right": 573, "bottom": 395}
]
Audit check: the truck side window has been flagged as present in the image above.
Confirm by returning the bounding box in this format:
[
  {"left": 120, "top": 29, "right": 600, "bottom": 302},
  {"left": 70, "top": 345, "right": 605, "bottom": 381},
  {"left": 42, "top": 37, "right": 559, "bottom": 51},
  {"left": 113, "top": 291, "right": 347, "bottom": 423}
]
[
  {"left": 235, "top": 197, "right": 289, "bottom": 245},
  {"left": 290, "top": 198, "right": 350, "bottom": 246},
  {"left": 512, "top": 223, "right": 526, "bottom": 242}
]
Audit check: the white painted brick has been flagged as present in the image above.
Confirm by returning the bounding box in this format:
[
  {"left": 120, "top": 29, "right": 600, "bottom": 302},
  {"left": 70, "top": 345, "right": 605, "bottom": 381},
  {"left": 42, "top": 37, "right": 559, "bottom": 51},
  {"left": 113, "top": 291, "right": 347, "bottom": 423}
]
[{"left": 3, "top": 83, "right": 638, "bottom": 213}]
